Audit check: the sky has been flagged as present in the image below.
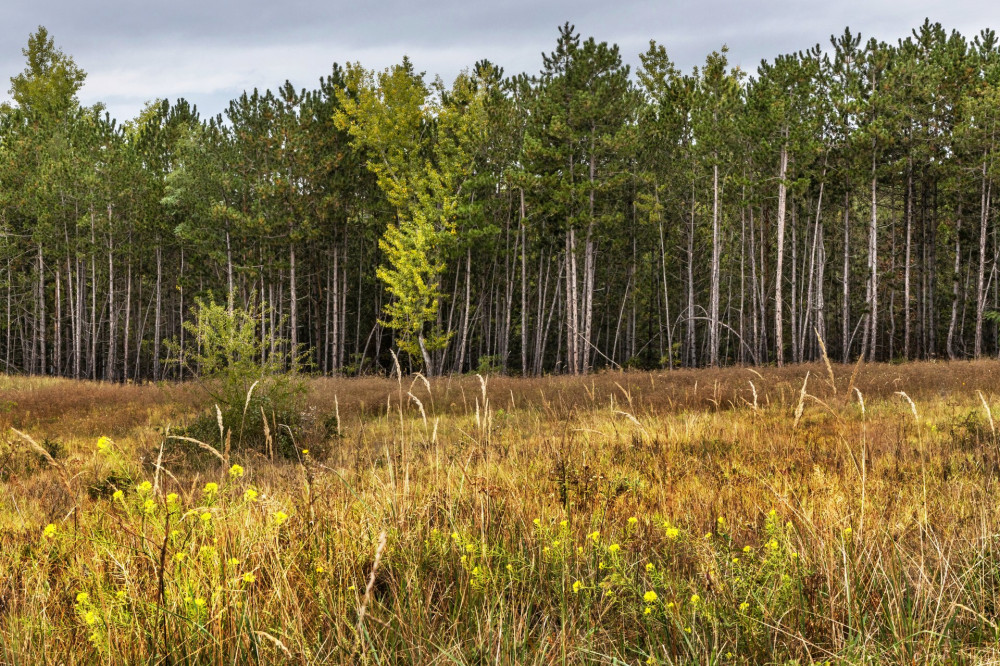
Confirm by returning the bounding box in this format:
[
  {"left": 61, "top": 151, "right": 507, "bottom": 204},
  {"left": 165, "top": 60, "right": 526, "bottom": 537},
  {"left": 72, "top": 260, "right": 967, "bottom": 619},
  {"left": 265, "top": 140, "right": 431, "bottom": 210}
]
[{"left": 3, "top": 1, "right": 1000, "bottom": 123}]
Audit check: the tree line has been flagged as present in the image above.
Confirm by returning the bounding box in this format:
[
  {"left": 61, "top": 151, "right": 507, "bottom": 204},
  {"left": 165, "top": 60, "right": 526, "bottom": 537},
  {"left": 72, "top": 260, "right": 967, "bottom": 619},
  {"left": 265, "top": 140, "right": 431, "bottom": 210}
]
[{"left": 3, "top": 21, "right": 1000, "bottom": 379}]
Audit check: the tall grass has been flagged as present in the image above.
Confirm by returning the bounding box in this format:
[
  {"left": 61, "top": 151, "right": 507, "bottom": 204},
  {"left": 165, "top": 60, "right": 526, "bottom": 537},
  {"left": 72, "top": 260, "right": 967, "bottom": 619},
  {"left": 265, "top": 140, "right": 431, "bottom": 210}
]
[{"left": 3, "top": 361, "right": 1000, "bottom": 663}]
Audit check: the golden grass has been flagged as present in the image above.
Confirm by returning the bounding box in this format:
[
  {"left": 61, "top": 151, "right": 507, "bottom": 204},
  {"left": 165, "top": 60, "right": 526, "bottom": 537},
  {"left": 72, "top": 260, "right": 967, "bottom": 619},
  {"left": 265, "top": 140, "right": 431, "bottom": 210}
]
[{"left": 3, "top": 360, "right": 1000, "bottom": 663}]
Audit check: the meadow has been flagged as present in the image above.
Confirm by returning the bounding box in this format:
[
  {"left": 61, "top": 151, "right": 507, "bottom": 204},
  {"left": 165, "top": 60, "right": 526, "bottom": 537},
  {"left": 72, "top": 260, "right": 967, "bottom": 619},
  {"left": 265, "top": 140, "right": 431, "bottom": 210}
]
[{"left": 3, "top": 360, "right": 1000, "bottom": 664}]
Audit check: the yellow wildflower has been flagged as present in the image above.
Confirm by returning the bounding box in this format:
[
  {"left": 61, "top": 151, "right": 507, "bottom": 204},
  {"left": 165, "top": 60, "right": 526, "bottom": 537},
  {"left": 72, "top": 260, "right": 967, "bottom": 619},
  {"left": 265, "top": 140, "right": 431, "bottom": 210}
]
[
  {"left": 646, "top": 562, "right": 655, "bottom": 572},
  {"left": 143, "top": 499, "right": 157, "bottom": 515},
  {"left": 572, "top": 580, "right": 582, "bottom": 594},
  {"left": 608, "top": 543, "right": 621, "bottom": 554},
  {"left": 665, "top": 527, "right": 679, "bottom": 540},
  {"left": 589, "top": 530, "right": 600, "bottom": 543},
  {"left": 200, "top": 512, "right": 212, "bottom": 523},
  {"left": 628, "top": 516, "right": 638, "bottom": 526},
  {"left": 243, "top": 488, "right": 258, "bottom": 502},
  {"left": 229, "top": 464, "right": 244, "bottom": 478},
  {"left": 194, "top": 597, "right": 206, "bottom": 608},
  {"left": 136, "top": 481, "right": 152, "bottom": 494},
  {"left": 272, "top": 510, "right": 289, "bottom": 526},
  {"left": 690, "top": 594, "right": 701, "bottom": 604},
  {"left": 643, "top": 590, "right": 658, "bottom": 603},
  {"left": 76, "top": 592, "right": 89, "bottom": 604},
  {"left": 96, "top": 436, "right": 111, "bottom": 452},
  {"left": 242, "top": 572, "right": 255, "bottom": 584},
  {"left": 112, "top": 489, "right": 124, "bottom": 501},
  {"left": 739, "top": 602, "right": 750, "bottom": 612},
  {"left": 644, "top": 606, "right": 652, "bottom": 615},
  {"left": 42, "top": 523, "right": 57, "bottom": 538},
  {"left": 84, "top": 610, "right": 98, "bottom": 625},
  {"left": 203, "top": 482, "right": 218, "bottom": 496}
]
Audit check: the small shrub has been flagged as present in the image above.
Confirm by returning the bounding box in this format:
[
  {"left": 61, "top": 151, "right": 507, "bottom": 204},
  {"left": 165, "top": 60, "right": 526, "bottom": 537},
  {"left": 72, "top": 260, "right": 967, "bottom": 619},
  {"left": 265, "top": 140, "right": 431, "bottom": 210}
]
[{"left": 170, "top": 296, "right": 306, "bottom": 456}]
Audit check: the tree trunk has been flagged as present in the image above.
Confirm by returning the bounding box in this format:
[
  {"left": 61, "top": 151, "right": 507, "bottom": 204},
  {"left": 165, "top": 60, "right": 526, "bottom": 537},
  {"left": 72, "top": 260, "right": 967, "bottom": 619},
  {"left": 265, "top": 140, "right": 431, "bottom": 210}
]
[
  {"left": 904, "top": 165, "right": 913, "bottom": 359},
  {"left": 774, "top": 140, "right": 788, "bottom": 367},
  {"left": 289, "top": 242, "right": 297, "bottom": 370},
  {"left": 866, "top": 156, "right": 879, "bottom": 361},
  {"left": 709, "top": 160, "right": 721, "bottom": 366},
  {"left": 976, "top": 155, "right": 991, "bottom": 358},
  {"left": 842, "top": 191, "right": 851, "bottom": 363},
  {"left": 154, "top": 244, "right": 162, "bottom": 380}
]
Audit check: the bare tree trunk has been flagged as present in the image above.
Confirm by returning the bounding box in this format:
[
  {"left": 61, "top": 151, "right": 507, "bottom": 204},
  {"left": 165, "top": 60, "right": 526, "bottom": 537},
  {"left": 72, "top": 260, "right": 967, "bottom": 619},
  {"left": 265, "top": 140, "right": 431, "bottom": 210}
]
[
  {"left": 289, "top": 242, "right": 297, "bottom": 370},
  {"left": 65, "top": 255, "right": 75, "bottom": 378},
  {"left": 520, "top": 192, "right": 528, "bottom": 375},
  {"left": 107, "top": 226, "right": 117, "bottom": 382},
  {"left": 791, "top": 202, "right": 799, "bottom": 363},
  {"left": 976, "top": 155, "right": 991, "bottom": 358},
  {"left": 842, "top": 191, "right": 851, "bottom": 363},
  {"left": 904, "top": 166, "right": 913, "bottom": 359},
  {"left": 225, "top": 227, "right": 234, "bottom": 312},
  {"left": 774, "top": 140, "right": 788, "bottom": 366},
  {"left": 323, "top": 262, "right": 332, "bottom": 374},
  {"left": 686, "top": 190, "right": 696, "bottom": 367},
  {"left": 709, "top": 160, "right": 721, "bottom": 366},
  {"left": 90, "top": 213, "right": 97, "bottom": 380},
  {"left": 179, "top": 248, "right": 185, "bottom": 380},
  {"left": 748, "top": 207, "right": 760, "bottom": 362},
  {"left": 455, "top": 248, "right": 472, "bottom": 374},
  {"left": 124, "top": 258, "right": 131, "bottom": 381},
  {"left": 566, "top": 228, "right": 579, "bottom": 374},
  {"left": 865, "top": 146, "right": 879, "bottom": 362},
  {"left": 37, "top": 244, "right": 46, "bottom": 374},
  {"left": 657, "top": 189, "right": 674, "bottom": 370},
  {"left": 5, "top": 257, "right": 11, "bottom": 373},
  {"left": 75, "top": 257, "right": 83, "bottom": 379},
  {"left": 948, "top": 211, "right": 962, "bottom": 359},
  {"left": 154, "top": 244, "right": 162, "bottom": 381},
  {"left": 802, "top": 174, "right": 825, "bottom": 358},
  {"left": 55, "top": 266, "right": 61, "bottom": 376}
]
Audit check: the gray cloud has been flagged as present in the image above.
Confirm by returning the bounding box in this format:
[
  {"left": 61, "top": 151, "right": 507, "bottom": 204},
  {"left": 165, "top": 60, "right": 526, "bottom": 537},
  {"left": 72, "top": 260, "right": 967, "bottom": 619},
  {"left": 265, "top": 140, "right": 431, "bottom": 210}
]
[{"left": 3, "top": 0, "right": 1000, "bottom": 122}]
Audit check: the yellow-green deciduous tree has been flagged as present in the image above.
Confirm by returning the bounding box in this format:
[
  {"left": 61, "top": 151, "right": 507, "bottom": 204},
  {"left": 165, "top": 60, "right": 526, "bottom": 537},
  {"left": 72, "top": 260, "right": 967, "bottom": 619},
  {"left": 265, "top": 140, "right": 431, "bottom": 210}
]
[{"left": 335, "top": 58, "right": 485, "bottom": 375}]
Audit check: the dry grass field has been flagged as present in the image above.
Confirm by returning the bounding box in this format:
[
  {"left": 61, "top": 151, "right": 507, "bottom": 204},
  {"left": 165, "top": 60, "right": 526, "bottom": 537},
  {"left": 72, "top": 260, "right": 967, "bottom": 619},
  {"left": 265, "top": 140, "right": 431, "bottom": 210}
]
[{"left": 4, "top": 360, "right": 1000, "bottom": 664}]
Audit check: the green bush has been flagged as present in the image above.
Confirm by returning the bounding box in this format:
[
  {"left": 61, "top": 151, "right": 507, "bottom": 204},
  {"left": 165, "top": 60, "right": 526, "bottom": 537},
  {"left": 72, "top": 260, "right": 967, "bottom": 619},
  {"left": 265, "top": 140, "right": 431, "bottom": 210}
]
[{"left": 171, "top": 296, "right": 305, "bottom": 456}]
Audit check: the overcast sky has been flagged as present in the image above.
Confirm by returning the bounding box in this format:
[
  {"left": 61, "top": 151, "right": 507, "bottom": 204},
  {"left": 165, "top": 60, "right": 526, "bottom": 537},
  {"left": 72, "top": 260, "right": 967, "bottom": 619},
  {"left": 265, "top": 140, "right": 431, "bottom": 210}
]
[{"left": 3, "top": 1, "right": 1000, "bottom": 122}]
